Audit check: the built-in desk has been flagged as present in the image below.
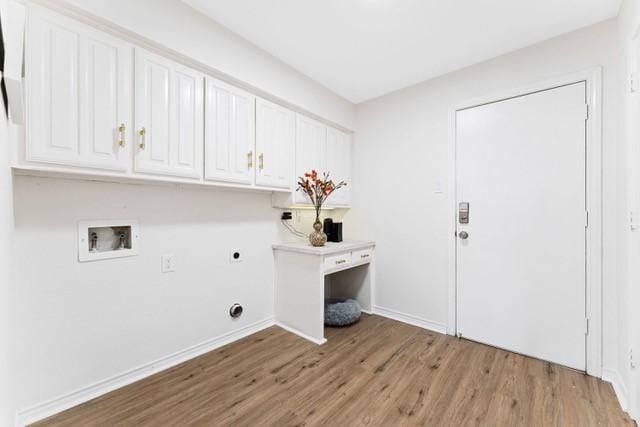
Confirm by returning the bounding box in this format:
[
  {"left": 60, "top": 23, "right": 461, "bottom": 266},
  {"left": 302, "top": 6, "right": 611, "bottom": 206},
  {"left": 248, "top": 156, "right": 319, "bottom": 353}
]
[{"left": 273, "top": 240, "right": 376, "bottom": 344}]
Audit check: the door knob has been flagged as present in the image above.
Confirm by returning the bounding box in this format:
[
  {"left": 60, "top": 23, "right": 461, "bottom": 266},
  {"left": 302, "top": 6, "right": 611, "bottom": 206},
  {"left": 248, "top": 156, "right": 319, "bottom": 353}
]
[{"left": 459, "top": 231, "right": 469, "bottom": 240}]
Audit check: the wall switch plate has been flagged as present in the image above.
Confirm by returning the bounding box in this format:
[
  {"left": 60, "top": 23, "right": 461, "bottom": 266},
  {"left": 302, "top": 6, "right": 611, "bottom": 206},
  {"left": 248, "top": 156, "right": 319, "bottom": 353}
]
[
  {"left": 434, "top": 179, "right": 444, "bottom": 194},
  {"left": 230, "top": 250, "right": 243, "bottom": 263},
  {"left": 161, "top": 255, "right": 175, "bottom": 273}
]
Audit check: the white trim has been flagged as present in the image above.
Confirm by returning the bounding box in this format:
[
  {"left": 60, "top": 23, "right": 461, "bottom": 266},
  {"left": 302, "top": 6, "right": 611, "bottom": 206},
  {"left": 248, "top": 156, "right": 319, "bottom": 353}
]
[
  {"left": 275, "top": 322, "right": 327, "bottom": 345},
  {"left": 447, "top": 68, "right": 604, "bottom": 377},
  {"left": 373, "top": 306, "right": 448, "bottom": 334},
  {"left": 15, "top": 317, "right": 275, "bottom": 427},
  {"left": 602, "top": 368, "right": 629, "bottom": 413}
]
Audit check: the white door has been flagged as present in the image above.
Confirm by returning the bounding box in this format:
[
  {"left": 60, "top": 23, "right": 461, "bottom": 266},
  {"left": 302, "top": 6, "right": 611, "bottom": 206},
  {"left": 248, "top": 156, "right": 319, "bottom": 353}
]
[
  {"left": 325, "top": 127, "right": 351, "bottom": 206},
  {"left": 204, "top": 78, "right": 255, "bottom": 185},
  {"left": 255, "top": 98, "right": 294, "bottom": 189},
  {"left": 26, "top": 6, "right": 131, "bottom": 171},
  {"left": 134, "top": 48, "right": 203, "bottom": 179},
  {"left": 456, "top": 82, "right": 588, "bottom": 370},
  {"left": 294, "top": 115, "right": 326, "bottom": 204}
]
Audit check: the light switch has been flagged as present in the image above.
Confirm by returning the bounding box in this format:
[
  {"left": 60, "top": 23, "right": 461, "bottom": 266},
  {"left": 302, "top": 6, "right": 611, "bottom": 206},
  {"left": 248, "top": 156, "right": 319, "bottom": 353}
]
[{"left": 434, "top": 179, "right": 444, "bottom": 194}]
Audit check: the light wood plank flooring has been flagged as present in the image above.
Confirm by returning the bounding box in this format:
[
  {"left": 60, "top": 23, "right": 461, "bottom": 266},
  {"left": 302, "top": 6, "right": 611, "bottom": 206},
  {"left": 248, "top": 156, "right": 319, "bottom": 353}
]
[{"left": 34, "top": 314, "right": 634, "bottom": 426}]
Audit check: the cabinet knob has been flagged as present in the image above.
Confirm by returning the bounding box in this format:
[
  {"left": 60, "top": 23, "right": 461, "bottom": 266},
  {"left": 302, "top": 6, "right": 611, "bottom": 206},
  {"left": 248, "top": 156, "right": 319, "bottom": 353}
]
[
  {"left": 118, "top": 123, "right": 126, "bottom": 148},
  {"left": 138, "top": 127, "right": 146, "bottom": 150}
]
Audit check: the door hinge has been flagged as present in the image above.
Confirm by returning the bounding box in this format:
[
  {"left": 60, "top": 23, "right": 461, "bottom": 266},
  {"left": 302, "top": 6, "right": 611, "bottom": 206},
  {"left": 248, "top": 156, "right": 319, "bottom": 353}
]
[
  {"left": 631, "top": 71, "right": 640, "bottom": 93},
  {"left": 584, "top": 104, "right": 589, "bottom": 121},
  {"left": 585, "top": 318, "right": 589, "bottom": 335},
  {"left": 585, "top": 211, "right": 589, "bottom": 228}
]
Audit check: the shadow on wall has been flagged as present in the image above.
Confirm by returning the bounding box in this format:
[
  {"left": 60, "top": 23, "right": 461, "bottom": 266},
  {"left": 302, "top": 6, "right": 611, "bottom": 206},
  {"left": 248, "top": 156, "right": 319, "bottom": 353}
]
[{"left": 12, "top": 176, "right": 281, "bottom": 230}]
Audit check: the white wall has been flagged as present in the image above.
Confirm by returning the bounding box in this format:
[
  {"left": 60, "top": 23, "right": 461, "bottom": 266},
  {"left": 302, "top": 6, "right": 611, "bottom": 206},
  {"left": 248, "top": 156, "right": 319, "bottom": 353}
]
[
  {"left": 11, "top": 177, "right": 281, "bottom": 412},
  {"left": 0, "top": 98, "right": 16, "bottom": 425},
  {"left": 1, "top": 1, "right": 17, "bottom": 422},
  {"left": 347, "top": 18, "right": 625, "bottom": 376},
  {"left": 59, "top": 0, "right": 355, "bottom": 130},
  {"left": 618, "top": 0, "right": 640, "bottom": 420}
]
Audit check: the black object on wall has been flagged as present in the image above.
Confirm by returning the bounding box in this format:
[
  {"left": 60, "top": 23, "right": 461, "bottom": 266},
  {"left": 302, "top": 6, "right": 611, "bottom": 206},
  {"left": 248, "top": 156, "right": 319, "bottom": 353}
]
[{"left": 0, "top": 13, "right": 7, "bottom": 117}]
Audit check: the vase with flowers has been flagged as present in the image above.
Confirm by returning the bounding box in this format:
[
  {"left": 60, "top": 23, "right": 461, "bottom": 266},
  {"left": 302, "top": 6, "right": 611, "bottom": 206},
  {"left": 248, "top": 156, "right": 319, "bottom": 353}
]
[{"left": 297, "top": 170, "right": 347, "bottom": 247}]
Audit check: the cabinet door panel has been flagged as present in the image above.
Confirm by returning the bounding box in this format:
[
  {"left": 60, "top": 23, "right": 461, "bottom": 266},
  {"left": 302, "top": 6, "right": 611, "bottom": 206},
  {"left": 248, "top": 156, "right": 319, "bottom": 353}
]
[
  {"left": 174, "top": 70, "right": 199, "bottom": 173},
  {"left": 325, "top": 127, "right": 351, "bottom": 206},
  {"left": 83, "top": 34, "right": 131, "bottom": 169},
  {"left": 295, "top": 115, "right": 326, "bottom": 204},
  {"left": 87, "top": 39, "right": 118, "bottom": 157},
  {"left": 135, "top": 48, "right": 203, "bottom": 179},
  {"left": 27, "top": 11, "right": 80, "bottom": 162},
  {"left": 204, "top": 78, "right": 255, "bottom": 185},
  {"left": 256, "top": 98, "right": 294, "bottom": 189},
  {"left": 26, "top": 6, "right": 130, "bottom": 171}
]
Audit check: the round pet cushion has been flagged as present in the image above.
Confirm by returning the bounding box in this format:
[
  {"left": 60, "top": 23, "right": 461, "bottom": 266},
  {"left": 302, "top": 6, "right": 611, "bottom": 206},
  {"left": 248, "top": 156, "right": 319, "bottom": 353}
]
[{"left": 324, "top": 299, "right": 362, "bottom": 326}]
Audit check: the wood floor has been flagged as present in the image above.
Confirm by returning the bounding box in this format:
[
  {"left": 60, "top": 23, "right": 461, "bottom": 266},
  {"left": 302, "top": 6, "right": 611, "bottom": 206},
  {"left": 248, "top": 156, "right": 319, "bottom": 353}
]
[{"left": 34, "top": 314, "right": 633, "bottom": 426}]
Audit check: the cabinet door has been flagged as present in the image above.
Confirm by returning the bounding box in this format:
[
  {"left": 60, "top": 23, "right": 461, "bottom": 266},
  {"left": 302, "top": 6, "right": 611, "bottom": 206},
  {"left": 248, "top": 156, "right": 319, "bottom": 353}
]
[
  {"left": 135, "top": 48, "right": 203, "bottom": 179},
  {"left": 255, "top": 98, "right": 294, "bottom": 189},
  {"left": 294, "top": 115, "right": 326, "bottom": 205},
  {"left": 204, "top": 78, "right": 255, "bottom": 185},
  {"left": 26, "top": 6, "right": 131, "bottom": 171},
  {"left": 325, "top": 127, "right": 352, "bottom": 206}
]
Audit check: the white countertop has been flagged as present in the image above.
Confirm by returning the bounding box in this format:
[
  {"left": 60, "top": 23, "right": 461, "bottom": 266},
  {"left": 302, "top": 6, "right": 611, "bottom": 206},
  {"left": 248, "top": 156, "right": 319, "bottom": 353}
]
[{"left": 272, "top": 240, "right": 375, "bottom": 256}]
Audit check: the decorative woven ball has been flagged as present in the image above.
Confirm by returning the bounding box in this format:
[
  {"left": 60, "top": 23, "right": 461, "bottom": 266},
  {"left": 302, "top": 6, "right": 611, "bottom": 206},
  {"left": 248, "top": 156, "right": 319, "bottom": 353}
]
[{"left": 324, "top": 299, "right": 362, "bottom": 326}]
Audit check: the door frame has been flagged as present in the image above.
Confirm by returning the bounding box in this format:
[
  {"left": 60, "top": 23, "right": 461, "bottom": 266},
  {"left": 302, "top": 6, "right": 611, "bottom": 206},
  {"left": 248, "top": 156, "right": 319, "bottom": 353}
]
[{"left": 446, "top": 68, "right": 603, "bottom": 377}]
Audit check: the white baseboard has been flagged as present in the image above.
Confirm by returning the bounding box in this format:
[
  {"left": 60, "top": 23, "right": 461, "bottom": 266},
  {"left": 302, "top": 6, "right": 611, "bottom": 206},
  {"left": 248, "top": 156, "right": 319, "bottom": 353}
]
[
  {"left": 602, "top": 367, "right": 629, "bottom": 413},
  {"left": 15, "top": 317, "right": 275, "bottom": 427},
  {"left": 373, "top": 306, "right": 447, "bottom": 334},
  {"left": 275, "top": 322, "right": 327, "bottom": 345}
]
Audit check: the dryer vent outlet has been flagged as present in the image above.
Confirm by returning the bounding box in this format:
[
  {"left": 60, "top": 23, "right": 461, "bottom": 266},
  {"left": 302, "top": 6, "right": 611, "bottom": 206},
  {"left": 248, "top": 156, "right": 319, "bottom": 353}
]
[{"left": 229, "top": 303, "right": 243, "bottom": 318}]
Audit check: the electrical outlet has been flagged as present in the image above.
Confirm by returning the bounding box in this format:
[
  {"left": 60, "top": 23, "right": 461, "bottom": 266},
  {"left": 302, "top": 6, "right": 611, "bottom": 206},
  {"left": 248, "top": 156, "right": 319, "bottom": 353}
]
[{"left": 161, "top": 255, "right": 175, "bottom": 273}]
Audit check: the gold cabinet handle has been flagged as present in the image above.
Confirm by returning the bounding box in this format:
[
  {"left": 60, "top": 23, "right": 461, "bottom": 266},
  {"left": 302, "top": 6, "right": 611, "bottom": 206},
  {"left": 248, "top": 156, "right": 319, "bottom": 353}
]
[
  {"left": 360, "top": 254, "right": 370, "bottom": 259},
  {"left": 118, "top": 123, "right": 126, "bottom": 147},
  {"left": 138, "top": 127, "right": 146, "bottom": 150},
  {"left": 258, "top": 153, "right": 264, "bottom": 170},
  {"left": 247, "top": 151, "right": 253, "bottom": 169},
  {"left": 335, "top": 259, "right": 347, "bottom": 265}
]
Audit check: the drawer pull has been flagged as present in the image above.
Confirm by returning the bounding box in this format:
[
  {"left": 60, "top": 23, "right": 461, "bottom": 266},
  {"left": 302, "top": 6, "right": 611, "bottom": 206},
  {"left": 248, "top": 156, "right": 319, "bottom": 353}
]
[
  {"left": 335, "top": 259, "right": 347, "bottom": 265},
  {"left": 118, "top": 123, "right": 126, "bottom": 147},
  {"left": 360, "top": 254, "right": 370, "bottom": 259},
  {"left": 138, "top": 127, "right": 146, "bottom": 150}
]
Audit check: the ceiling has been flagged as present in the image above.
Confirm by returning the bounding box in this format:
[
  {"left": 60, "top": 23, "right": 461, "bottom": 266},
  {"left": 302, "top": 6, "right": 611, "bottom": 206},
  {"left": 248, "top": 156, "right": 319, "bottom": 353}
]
[{"left": 183, "top": 0, "right": 621, "bottom": 104}]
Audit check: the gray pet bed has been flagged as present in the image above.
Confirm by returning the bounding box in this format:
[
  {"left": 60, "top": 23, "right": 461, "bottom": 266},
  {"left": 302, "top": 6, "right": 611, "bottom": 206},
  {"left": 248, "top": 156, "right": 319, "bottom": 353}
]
[{"left": 324, "top": 299, "right": 362, "bottom": 326}]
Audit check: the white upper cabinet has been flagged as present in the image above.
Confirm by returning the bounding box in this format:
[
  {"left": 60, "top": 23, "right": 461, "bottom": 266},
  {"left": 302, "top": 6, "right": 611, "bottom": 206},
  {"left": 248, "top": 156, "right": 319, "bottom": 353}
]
[
  {"left": 255, "top": 98, "right": 295, "bottom": 189},
  {"left": 294, "top": 114, "right": 327, "bottom": 204},
  {"left": 134, "top": 48, "right": 204, "bottom": 179},
  {"left": 26, "top": 6, "right": 132, "bottom": 171},
  {"left": 325, "top": 127, "right": 352, "bottom": 206},
  {"left": 204, "top": 78, "right": 255, "bottom": 185},
  {"left": 272, "top": 114, "right": 352, "bottom": 208},
  {"left": 21, "top": 4, "right": 352, "bottom": 200}
]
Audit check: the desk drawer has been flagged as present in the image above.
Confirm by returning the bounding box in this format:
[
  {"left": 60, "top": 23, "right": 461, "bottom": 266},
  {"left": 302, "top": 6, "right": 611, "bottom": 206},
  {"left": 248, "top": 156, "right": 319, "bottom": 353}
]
[
  {"left": 352, "top": 248, "right": 374, "bottom": 264},
  {"left": 324, "top": 252, "right": 352, "bottom": 271}
]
